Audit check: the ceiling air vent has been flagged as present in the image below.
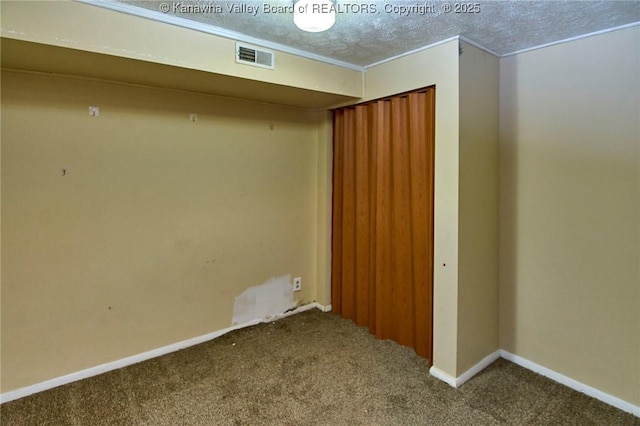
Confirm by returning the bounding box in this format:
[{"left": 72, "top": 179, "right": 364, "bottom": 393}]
[{"left": 236, "top": 43, "right": 275, "bottom": 70}]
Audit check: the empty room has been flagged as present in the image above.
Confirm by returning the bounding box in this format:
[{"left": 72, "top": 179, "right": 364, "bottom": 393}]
[{"left": 1, "top": 0, "right": 638, "bottom": 424}]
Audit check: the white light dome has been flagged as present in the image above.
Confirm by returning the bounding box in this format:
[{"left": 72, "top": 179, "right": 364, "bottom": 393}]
[{"left": 294, "top": 0, "right": 336, "bottom": 33}]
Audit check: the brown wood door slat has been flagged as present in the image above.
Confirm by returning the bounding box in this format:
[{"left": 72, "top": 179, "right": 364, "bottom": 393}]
[
  {"left": 331, "top": 110, "right": 344, "bottom": 315},
  {"left": 389, "top": 95, "right": 414, "bottom": 348},
  {"left": 340, "top": 108, "right": 356, "bottom": 321},
  {"left": 408, "top": 91, "right": 433, "bottom": 358},
  {"left": 367, "top": 103, "right": 378, "bottom": 332},
  {"left": 373, "top": 100, "right": 392, "bottom": 340},
  {"left": 354, "top": 104, "right": 371, "bottom": 327}
]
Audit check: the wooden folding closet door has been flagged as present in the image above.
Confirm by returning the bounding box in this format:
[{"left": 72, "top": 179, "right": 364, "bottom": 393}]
[{"left": 332, "top": 88, "right": 435, "bottom": 361}]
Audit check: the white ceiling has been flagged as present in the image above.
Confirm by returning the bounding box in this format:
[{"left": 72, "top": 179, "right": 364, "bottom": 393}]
[{"left": 105, "top": 0, "right": 640, "bottom": 67}]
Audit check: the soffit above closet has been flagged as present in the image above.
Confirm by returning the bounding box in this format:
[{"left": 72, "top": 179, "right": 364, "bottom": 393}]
[{"left": 0, "top": 39, "right": 359, "bottom": 109}]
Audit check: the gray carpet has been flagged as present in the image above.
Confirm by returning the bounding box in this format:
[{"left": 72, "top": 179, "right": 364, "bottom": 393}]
[{"left": 1, "top": 309, "right": 638, "bottom": 425}]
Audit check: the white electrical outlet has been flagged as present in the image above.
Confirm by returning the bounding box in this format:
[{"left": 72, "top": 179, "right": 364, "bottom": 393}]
[{"left": 293, "top": 277, "right": 302, "bottom": 292}]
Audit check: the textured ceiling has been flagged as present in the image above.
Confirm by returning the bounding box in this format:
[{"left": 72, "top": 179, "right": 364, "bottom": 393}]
[{"left": 116, "top": 0, "right": 640, "bottom": 66}]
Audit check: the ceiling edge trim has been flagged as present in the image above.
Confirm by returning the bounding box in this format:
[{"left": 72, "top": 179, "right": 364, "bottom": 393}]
[
  {"left": 501, "top": 21, "right": 640, "bottom": 58},
  {"left": 458, "top": 36, "right": 500, "bottom": 57},
  {"left": 74, "top": 0, "right": 366, "bottom": 72},
  {"left": 364, "top": 36, "right": 461, "bottom": 69}
]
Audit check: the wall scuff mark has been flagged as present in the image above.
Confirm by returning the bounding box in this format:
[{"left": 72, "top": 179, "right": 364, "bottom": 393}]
[{"left": 232, "top": 275, "right": 294, "bottom": 325}]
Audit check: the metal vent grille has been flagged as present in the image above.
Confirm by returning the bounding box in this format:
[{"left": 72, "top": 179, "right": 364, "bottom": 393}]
[{"left": 236, "top": 43, "right": 275, "bottom": 69}]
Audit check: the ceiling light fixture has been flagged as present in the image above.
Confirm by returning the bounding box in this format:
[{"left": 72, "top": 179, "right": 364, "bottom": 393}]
[{"left": 293, "top": 0, "right": 336, "bottom": 33}]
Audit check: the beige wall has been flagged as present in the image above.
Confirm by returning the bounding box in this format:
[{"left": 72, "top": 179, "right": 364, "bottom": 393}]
[
  {"left": 457, "top": 42, "right": 500, "bottom": 373},
  {"left": 365, "top": 40, "right": 461, "bottom": 377},
  {"left": 0, "top": 70, "right": 324, "bottom": 392},
  {"left": 314, "top": 111, "right": 333, "bottom": 307},
  {"left": 500, "top": 26, "right": 640, "bottom": 405}
]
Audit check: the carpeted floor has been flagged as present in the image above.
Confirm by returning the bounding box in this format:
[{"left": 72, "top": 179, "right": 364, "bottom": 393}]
[{"left": 1, "top": 309, "right": 638, "bottom": 425}]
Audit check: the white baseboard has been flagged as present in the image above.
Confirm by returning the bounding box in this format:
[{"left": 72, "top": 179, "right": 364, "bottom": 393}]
[
  {"left": 429, "top": 366, "right": 457, "bottom": 387},
  {"left": 429, "top": 350, "right": 501, "bottom": 388},
  {"left": 455, "top": 350, "right": 501, "bottom": 387},
  {"left": 0, "top": 302, "right": 331, "bottom": 404},
  {"left": 315, "top": 303, "right": 332, "bottom": 312},
  {"left": 500, "top": 350, "right": 640, "bottom": 418},
  {"left": 430, "top": 349, "right": 639, "bottom": 417}
]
